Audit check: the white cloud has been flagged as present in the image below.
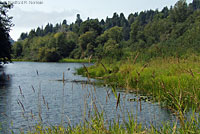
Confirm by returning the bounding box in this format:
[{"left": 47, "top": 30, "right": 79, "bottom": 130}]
[
  {"left": 10, "top": 7, "right": 79, "bottom": 28},
  {"left": 8, "top": 7, "right": 80, "bottom": 40}
]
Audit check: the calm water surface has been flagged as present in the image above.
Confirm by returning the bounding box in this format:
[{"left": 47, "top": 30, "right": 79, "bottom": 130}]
[{"left": 0, "top": 62, "right": 175, "bottom": 133}]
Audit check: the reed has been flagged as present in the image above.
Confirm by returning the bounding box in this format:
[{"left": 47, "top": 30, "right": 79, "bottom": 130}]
[
  {"left": 2, "top": 56, "right": 200, "bottom": 133},
  {"left": 59, "top": 58, "right": 96, "bottom": 63},
  {"left": 78, "top": 56, "right": 200, "bottom": 111},
  {"left": 27, "top": 61, "right": 200, "bottom": 133}
]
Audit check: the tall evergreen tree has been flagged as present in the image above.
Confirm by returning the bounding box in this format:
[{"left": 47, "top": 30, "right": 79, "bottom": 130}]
[
  {"left": 19, "top": 32, "right": 28, "bottom": 40},
  {"left": 170, "top": 0, "right": 188, "bottom": 23},
  {"left": 75, "top": 14, "right": 82, "bottom": 26},
  {"left": 0, "top": 2, "right": 13, "bottom": 64},
  {"left": 192, "top": 0, "right": 200, "bottom": 10}
]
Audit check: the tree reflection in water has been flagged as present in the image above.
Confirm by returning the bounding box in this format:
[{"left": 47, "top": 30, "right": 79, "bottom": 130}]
[{"left": 0, "top": 67, "right": 12, "bottom": 133}]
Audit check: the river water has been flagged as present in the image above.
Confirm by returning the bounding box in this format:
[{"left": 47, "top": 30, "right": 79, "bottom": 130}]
[{"left": 0, "top": 62, "right": 175, "bottom": 133}]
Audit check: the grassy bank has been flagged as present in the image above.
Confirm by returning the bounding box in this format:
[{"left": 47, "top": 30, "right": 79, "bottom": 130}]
[
  {"left": 11, "top": 59, "right": 33, "bottom": 62},
  {"left": 28, "top": 113, "right": 200, "bottom": 134},
  {"left": 24, "top": 80, "right": 200, "bottom": 134},
  {"left": 77, "top": 55, "right": 200, "bottom": 111},
  {"left": 59, "top": 58, "right": 96, "bottom": 63},
  {"left": 11, "top": 58, "right": 95, "bottom": 63},
  {"left": 4, "top": 56, "right": 200, "bottom": 133},
  {"left": 6, "top": 55, "right": 200, "bottom": 133}
]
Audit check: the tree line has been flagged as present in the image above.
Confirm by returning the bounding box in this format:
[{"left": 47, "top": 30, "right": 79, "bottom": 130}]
[{"left": 12, "top": 0, "right": 200, "bottom": 62}]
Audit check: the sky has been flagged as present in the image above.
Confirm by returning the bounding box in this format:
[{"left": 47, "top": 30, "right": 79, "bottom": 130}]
[{"left": 7, "top": 0, "right": 193, "bottom": 41}]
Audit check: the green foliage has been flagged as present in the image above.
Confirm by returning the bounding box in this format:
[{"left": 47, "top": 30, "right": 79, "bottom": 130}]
[
  {"left": 12, "top": 41, "right": 23, "bottom": 58},
  {"left": 38, "top": 47, "right": 61, "bottom": 62},
  {"left": 79, "top": 19, "right": 102, "bottom": 35},
  {"left": 94, "top": 26, "right": 123, "bottom": 60},
  {"left": 25, "top": 104, "right": 200, "bottom": 134},
  {"left": 9, "top": 1, "right": 200, "bottom": 132},
  {"left": 12, "top": 31, "right": 78, "bottom": 62},
  {"left": 170, "top": 0, "right": 188, "bottom": 23},
  {"left": 192, "top": 0, "right": 200, "bottom": 10},
  {"left": 12, "top": 0, "right": 200, "bottom": 62},
  {"left": 59, "top": 58, "right": 95, "bottom": 63},
  {"left": 103, "top": 26, "right": 123, "bottom": 43},
  {"left": 0, "top": 2, "right": 13, "bottom": 64},
  {"left": 78, "top": 31, "right": 97, "bottom": 58},
  {"left": 78, "top": 56, "right": 200, "bottom": 111}
]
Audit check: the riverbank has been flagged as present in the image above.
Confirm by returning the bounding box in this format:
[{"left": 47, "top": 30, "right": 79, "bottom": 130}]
[
  {"left": 11, "top": 59, "right": 32, "bottom": 62},
  {"left": 77, "top": 56, "right": 200, "bottom": 111},
  {"left": 1, "top": 61, "right": 199, "bottom": 133},
  {"left": 11, "top": 58, "right": 96, "bottom": 63},
  {"left": 59, "top": 58, "right": 96, "bottom": 63},
  {"left": 28, "top": 113, "right": 200, "bottom": 134}
]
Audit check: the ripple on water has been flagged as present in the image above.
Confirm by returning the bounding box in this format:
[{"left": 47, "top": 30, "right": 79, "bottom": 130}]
[{"left": 0, "top": 62, "right": 177, "bottom": 133}]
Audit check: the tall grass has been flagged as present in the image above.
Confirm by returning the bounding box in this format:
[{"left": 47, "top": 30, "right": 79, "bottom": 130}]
[
  {"left": 3, "top": 57, "right": 200, "bottom": 133},
  {"left": 59, "top": 58, "right": 96, "bottom": 63},
  {"left": 77, "top": 55, "right": 200, "bottom": 111},
  {"left": 26, "top": 105, "right": 200, "bottom": 134}
]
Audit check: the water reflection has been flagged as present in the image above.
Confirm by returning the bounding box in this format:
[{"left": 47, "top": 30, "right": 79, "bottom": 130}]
[{"left": 0, "top": 67, "right": 12, "bottom": 133}]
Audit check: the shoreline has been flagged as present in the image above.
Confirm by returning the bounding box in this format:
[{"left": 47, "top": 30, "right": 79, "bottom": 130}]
[{"left": 11, "top": 58, "right": 96, "bottom": 63}]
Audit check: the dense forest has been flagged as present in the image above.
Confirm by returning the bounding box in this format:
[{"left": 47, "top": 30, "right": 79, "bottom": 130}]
[{"left": 12, "top": 0, "right": 200, "bottom": 62}]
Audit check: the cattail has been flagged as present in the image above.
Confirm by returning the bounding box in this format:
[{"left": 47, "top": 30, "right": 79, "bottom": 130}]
[
  {"left": 18, "top": 99, "right": 25, "bottom": 112},
  {"left": 19, "top": 86, "right": 24, "bottom": 98},
  {"left": 133, "top": 52, "right": 139, "bottom": 65},
  {"left": 116, "top": 93, "right": 120, "bottom": 110},
  {"left": 140, "top": 97, "right": 142, "bottom": 112},
  {"left": 63, "top": 72, "right": 65, "bottom": 84},
  {"left": 42, "top": 95, "right": 46, "bottom": 105},
  {"left": 100, "top": 62, "right": 108, "bottom": 73},
  {"left": 189, "top": 68, "right": 194, "bottom": 78},
  {"left": 141, "top": 63, "right": 148, "bottom": 72},
  {"left": 31, "top": 85, "right": 35, "bottom": 93},
  {"left": 31, "top": 110, "right": 34, "bottom": 120},
  {"left": 46, "top": 102, "right": 49, "bottom": 110},
  {"left": 36, "top": 69, "right": 39, "bottom": 76}
]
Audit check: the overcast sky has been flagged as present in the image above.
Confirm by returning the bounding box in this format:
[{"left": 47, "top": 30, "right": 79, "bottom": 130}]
[{"left": 8, "top": 0, "right": 193, "bottom": 40}]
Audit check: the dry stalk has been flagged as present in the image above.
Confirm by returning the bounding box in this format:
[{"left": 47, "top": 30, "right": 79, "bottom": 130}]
[
  {"left": 116, "top": 93, "right": 120, "bottom": 110},
  {"left": 100, "top": 62, "right": 108, "bottom": 73},
  {"left": 133, "top": 52, "right": 139, "bottom": 65}
]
